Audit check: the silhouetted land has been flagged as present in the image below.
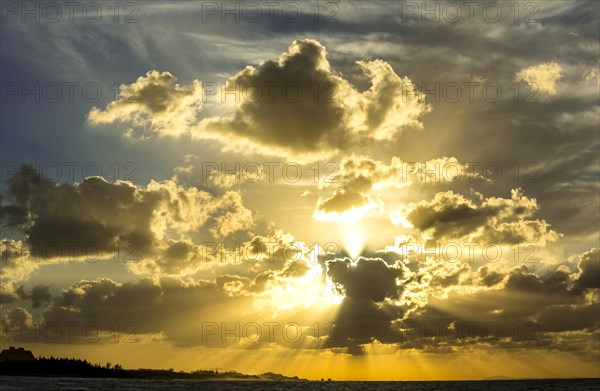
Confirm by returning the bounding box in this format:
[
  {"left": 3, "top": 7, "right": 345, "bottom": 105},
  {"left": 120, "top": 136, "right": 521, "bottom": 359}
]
[{"left": 0, "top": 356, "right": 305, "bottom": 381}]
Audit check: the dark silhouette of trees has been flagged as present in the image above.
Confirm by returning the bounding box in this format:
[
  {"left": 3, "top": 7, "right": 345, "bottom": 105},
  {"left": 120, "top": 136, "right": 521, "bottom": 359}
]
[
  {"left": 0, "top": 356, "right": 129, "bottom": 378},
  {"left": 0, "top": 354, "right": 304, "bottom": 380}
]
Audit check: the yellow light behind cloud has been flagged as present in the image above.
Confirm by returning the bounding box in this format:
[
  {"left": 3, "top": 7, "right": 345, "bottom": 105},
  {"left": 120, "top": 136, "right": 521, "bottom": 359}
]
[{"left": 341, "top": 224, "right": 366, "bottom": 259}]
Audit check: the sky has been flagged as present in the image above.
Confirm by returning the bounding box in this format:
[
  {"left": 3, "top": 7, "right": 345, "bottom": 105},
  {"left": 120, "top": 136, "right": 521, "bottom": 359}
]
[{"left": 0, "top": 0, "right": 599, "bottom": 381}]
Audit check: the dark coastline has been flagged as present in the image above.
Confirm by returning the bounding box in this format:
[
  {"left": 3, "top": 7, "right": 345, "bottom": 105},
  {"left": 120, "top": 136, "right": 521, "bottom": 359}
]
[{"left": 0, "top": 357, "right": 305, "bottom": 381}]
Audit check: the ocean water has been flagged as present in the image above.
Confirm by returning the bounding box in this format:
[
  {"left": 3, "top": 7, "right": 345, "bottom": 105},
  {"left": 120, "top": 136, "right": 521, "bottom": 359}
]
[{"left": 0, "top": 376, "right": 598, "bottom": 390}]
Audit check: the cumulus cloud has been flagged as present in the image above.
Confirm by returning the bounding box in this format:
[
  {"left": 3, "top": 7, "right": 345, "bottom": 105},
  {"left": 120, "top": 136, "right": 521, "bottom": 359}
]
[
  {"left": 318, "top": 247, "right": 599, "bottom": 357},
  {"left": 88, "top": 70, "right": 204, "bottom": 138},
  {"left": 3, "top": 244, "right": 596, "bottom": 359},
  {"left": 34, "top": 277, "right": 253, "bottom": 345},
  {"left": 126, "top": 229, "right": 295, "bottom": 278},
  {"left": 324, "top": 257, "right": 408, "bottom": 354},
  {"left": 476, "top": 266, "right": 505, "bottom": 287},
  {"left": 4, "top": 270, "right": 338, "bottom": 349},
  {"left": 314, "top": 155, "right": 469, "bottom": 223},
  {"left": 1, "top": 239, "right": 39, "bottom": 282},
  {"left": 515, "top": 62, "right": 563, "bottom": 96},
  {"left": 356, "top": 59, "right": 431, "bottom": 140},
  {"left": 574, "top": 248, "right": 600, "bottom": 290},
  {"left": 327, "top": 257, "right": 404, "bottom": 302},
  {"left": 1, "top": 306, "right": 35, "bottom": 343},
  {"left": 126, "top": 239, "right": 203, "bottom": 277},
  {"left": 314, "top": 173, "right": 381, "bottom": 224},
  {"left": 198, "top": 39, "right": 429, "bottom": 157},
  {"left": 87, "top": 40, "right": 429, "bottom": 158},
  {"left": 403, "top": 255, "right": 598, "bottom": 353},
  {"left": 583, "top": 66, "right": 599, "bottom": 87},
  {"left": 0, "top": 282, "right": 19, "bottom": 305},
  {"left": 198, "top": 39, "right": 356, "bottom": 156},
  {"left": 391, "top": 188, "right": 560, "bottom": 245},
  {"left": 0, "top": 165, "right": 255, "bottom": 278},
  {"left": 2, "top": 307, "right": 33, "bottom": 329},
  {"left": 208, "top": 191, "right": 254, "bottom": 237}
]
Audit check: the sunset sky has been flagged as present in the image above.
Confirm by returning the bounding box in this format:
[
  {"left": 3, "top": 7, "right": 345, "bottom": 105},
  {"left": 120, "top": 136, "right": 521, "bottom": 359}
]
[{"left": 1, "top": 0, "right": 599, "bottom": 380}]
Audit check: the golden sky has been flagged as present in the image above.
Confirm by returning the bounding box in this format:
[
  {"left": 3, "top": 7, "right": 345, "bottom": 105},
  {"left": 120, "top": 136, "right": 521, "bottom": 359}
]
[{"left": 1, "top": 0, "right": 599, "bottom": 380}]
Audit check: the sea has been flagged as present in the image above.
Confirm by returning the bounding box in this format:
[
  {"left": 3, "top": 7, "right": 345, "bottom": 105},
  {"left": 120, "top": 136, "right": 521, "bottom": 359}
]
[{"left": 0, "top": 377, "right": 598, "bottom": 390}]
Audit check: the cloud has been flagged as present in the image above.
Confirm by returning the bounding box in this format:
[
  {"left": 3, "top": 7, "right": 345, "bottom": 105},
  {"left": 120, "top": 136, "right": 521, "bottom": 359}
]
[
  {"left": 2, "top": 307, "right": 33, "bottom": 329},
  {"left": 86, "top": 39, "right": 429, "bottom": 158},
  {"left": 326, "top": 249, "right": 598, "bottom": 358},
  {"left": 198, "top": 39, "right": 430, "bottom": 157},
  {"left": 0, "top": 165, "right": 255, "bottom": 278},
  {"left": 391, "top": 189, "right": 560, "bottom": 245},
  {"left": 1, "top": 239, "right": 39, "bottom": 282},
  {"left": 515, "top": 62, "right": 563, "bottom": 96},
  {"left": 313, "top": 155, "right": 469, "bottom": 223},
  {"left": 8, "top": 272, "right": 337, "bottom": 349},
  {"left": 314, "top": 174, "right": 381, "bottom": 224},
  {"left": 356, "top": 59, "right": 431, "bottom": 140},
  {"left": 125, "top": 239, "right": 203, "bottom": 277},
  {"left": 198, "top": 39, "right": 355, "bottom": 155},
  {"left": 88, "top": 70, "right": 204, "bottom": 138},
  {"left": 35, "top": 277, "right": 253, "bottom": 345},
  {"left": 324, "top": 257, "right": 408, "bottom": 354},
  {"left": 4, "top": 245, "right": 597, "bottom": 359},
  {"left": 400, "top": 255, "right": 598, "bottom": 354},
  {"left": 1, "top": 306, "right": 34, "bottom": 343},
  {"left": 208, "top": 191, "right": 254, "bottom": 237},
  {"left": 313, "top": 240, "right": 598, "bottom": 357},
  {"left": 0, "top": 282, "right": 19, "bottom": 305},
  {"left": 574, "top": 248, "right": 600, "bottom": 290},
  {"left": 476, "top": 266, "right": 505, "bottom": 287},
  {"left": 16, "top": 285, "right": 53, "bottom": 309},
  {"left": 583, "top": 66, "right": 599, "bottom": 87},
  {"left": 327, "top": 257, "right": 404, "bottom": 302}
]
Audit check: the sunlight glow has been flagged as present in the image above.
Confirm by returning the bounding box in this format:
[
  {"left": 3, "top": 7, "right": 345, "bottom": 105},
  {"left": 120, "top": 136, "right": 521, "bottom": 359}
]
[
  {"left": 341, "top": 224, "right": 366, "bottom": 259},
  {"left": 313, "top": 201, "right": 381, "bottom": 224}
]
